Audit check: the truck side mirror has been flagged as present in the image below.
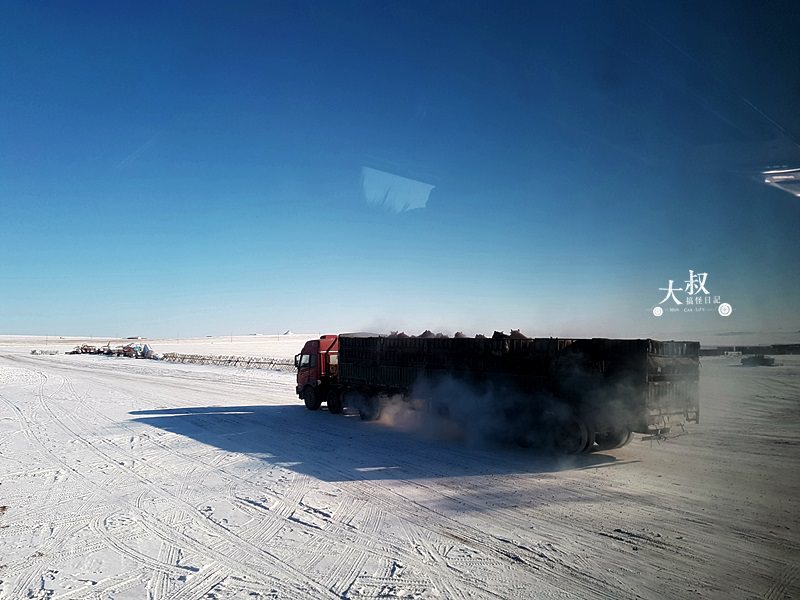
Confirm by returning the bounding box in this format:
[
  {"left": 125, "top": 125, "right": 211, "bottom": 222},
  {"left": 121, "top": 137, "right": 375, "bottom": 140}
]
[{"left": 294, "top": 354, "right": 300, "bottom": 368}]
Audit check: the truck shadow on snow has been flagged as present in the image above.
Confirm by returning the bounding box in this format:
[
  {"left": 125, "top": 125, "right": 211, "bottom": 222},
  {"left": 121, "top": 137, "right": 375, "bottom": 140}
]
[{"left": 129, "top": 404, "right": 636, "bottom": 483}]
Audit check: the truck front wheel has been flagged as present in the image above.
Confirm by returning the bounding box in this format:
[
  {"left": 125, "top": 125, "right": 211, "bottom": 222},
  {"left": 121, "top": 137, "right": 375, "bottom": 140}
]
[{"left": 303, "top": 386, "right": 321, "bottom": 411}]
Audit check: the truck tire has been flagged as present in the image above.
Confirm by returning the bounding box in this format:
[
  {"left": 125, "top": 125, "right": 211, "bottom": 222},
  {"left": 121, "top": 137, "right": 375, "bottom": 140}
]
[
  {"left": 358, "top": 395, "right": 381, "bottom": 421},
  {"left": 327, "top": 389, "right": 343, "bottom": 414},
  {"left": 616, "top": 429, "right": 634, "bottom": 448},
  {"left": 594, "top": 427, "right": 633, "bottom": 450},
  {"left": 303, "top": 386, "right": 321, "bottom": 411},
  {"left": 554, "top": 415, "right": 590, "bottom": 455},
  {"left": 581, "top": 419, "right": 597, "bottom": 454}
]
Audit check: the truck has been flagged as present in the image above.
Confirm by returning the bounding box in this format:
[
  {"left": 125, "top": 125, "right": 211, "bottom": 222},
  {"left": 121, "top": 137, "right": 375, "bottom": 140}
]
[
  {"left": 294, "top": 332, "right": 700, "bottom": 454},
  {"left": 741, "top": 354, "right": 776, "bottom": 367}
]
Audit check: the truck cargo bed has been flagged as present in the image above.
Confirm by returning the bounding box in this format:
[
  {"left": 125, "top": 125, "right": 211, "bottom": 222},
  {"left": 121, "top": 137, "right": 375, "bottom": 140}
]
[{"left": 337, "top": 335, "right": 699, "bottom": 434}]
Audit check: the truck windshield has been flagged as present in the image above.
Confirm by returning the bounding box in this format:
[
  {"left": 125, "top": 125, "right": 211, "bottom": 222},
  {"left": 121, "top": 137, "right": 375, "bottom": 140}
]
[{"left": 298, "top": 354, "right": 316, "bottom": 368}]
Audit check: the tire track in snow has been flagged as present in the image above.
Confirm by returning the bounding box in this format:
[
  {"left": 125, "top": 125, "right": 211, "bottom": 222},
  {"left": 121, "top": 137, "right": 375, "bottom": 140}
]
[
  {"left": 42, "top": 373, "right": 339, "bottom": 599},
  {"left": 3, "top": 363, "right": 594, "bottom": 600},
  {"left": 232, "top": 488, "right": 472, "bottom": 600},
  {"left": 146, "top": 466, "right": 198, "bottom": 600},
  {"left": 61, "top": 373, "right": 334, "bottom": 575},
  {"left": 234, "top": 407, "right": 630, "bottom": 599},
  {"left": 0, "top": 375, "right": 75, "bottom": 600},
  {"left": 190, "top": 402, "right": 606, "bottom": 599},
  {"left": 307, "top": 502, "right": 384, "bottom": 597},
  {"left": 65, "top": 372, "right": 561, "bottom": 600},
  {"left": 54, "top": 567, "right": 149, "bottom": 600},
  {"left": 764, "top": 561, "right": 800, "bottom": 600},
  {"left": 64, "top": 371, "right": 311, "bottom": 519},
  {"left": 332, "top": 474, "right": 621, "bottom": 600},
  {"left": 144, "top": 392, "right": 623, "bottom": 599},
  {"left": 1, "top": 518, "right": 106, "bottom": 600},
  {"left": 59, "top": 372, "right": 334, "bottom": 599},
  {"left": 89, "top": 513, "right": 194, "bottom": 578},
  {"left": 163, "top": 562, "right": 229, "bottom": 600},
  {"left": 301, "top": 494, "right": 370, "bottom": 583},
  {"left": 53, "top": 372, "right": 564, "bottom": 597},
  {"left": 2, "top": 373, "right": 338, "bottom": 600},
  {"left": 396, "top": 519, "right": 470, "bottom": 600},
  {"left": 228, "top": 475, "right": 312, "bottom": 554}
]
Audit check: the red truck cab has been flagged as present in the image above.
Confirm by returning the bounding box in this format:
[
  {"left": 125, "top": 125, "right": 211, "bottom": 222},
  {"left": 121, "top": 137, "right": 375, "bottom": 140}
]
[{"left": 294, "top": 335, "right": 340, "bottom": 412}]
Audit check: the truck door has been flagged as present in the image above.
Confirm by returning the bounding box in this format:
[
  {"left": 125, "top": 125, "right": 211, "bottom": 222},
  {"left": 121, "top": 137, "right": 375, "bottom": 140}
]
[
  {"left": 297, "top": 353, "right": 318, "bottom": 388},
  {"left": 296, "top": 340, "right": 320, "bottom": 393}
]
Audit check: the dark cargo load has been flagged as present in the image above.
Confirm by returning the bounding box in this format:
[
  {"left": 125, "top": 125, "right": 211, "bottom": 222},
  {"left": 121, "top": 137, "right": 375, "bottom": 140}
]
[{"left": 337, "top": 335, "right": 699, "bottom": 434}]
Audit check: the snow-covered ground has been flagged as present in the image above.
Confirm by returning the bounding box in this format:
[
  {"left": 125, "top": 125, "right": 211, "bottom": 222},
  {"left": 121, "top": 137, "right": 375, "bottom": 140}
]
[{"left": 0, "top": 337, "right": 798, "bottom": 599}]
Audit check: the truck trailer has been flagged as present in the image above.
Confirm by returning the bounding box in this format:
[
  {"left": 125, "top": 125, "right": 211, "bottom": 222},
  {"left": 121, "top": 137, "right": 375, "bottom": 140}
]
[{"left": 294, "top": 333, "right": 700, "bottom": 454}]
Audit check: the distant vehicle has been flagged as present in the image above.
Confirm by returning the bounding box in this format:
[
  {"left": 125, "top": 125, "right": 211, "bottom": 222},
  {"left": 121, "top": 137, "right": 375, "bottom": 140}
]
[
  {"left": 67, "top": 344, "right": 105, "bottom": 355},
  {"left": 741, "top": 354, "right": 776, "bottom": 367},
  {"left": 69, "top": 342, "right": 157, "bottom": 359},
  {"left": 295, "top": 333, "right": 700, "bottom": 454},
  {"left": 120, "top": 345, "right": 138, "bottom": 358}
]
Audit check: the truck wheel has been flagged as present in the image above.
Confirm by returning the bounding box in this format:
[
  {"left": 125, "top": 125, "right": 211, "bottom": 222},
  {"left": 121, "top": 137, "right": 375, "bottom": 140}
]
[
  {"left": 581, "top": 419, "right": 597, "bottom": 454},
  {"left": 303, "top": 386, "right": 321, "bottom": 411},
  {"left": 594, "top": 427, "right": 633, "bottom": 451},
  {"left": 554, "top": 415, "right": 589, "bottom": 455},
  {"left": 358, "top": 396, "right": 381, "bottom": 421},
  {"left": 615, "top": 429, "right": 634, "bottom": 448},
  {"left": 327, "top": 389, "right": 343, "bottom": 414}
]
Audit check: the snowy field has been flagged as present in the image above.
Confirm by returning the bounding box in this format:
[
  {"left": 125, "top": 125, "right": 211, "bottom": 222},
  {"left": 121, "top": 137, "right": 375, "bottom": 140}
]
[{"left": 0, "top": 336, "right": 798, "bottom": 599}]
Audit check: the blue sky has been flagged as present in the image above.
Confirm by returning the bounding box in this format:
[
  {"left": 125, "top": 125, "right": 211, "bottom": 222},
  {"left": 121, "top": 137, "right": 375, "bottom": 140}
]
[{"left": 2, "top": 1, "right": 799, "bottom": 340}]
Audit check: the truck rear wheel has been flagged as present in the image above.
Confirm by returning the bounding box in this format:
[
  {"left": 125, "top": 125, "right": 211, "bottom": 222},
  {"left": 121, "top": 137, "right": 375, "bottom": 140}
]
[
  {"left": 595, "top": 427, "right": 633, "bottom": 450},
  {"left": 358, "top": 395, "right": 381, "bottom": 421},
  {"left": 303, "top": 386, "right": 321, "bottom": 411},
  {"left": 580, "top": 419, "right": 597, "bottom": 454},
  {"left": 327, "top": 389, "right": 343, "bottom": 414},
  {"left": 554, "top": 415, "right": 590, "bottom": 455},
  {"left": 617, "top": 429, "right": 634, "bottom": 448}
]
